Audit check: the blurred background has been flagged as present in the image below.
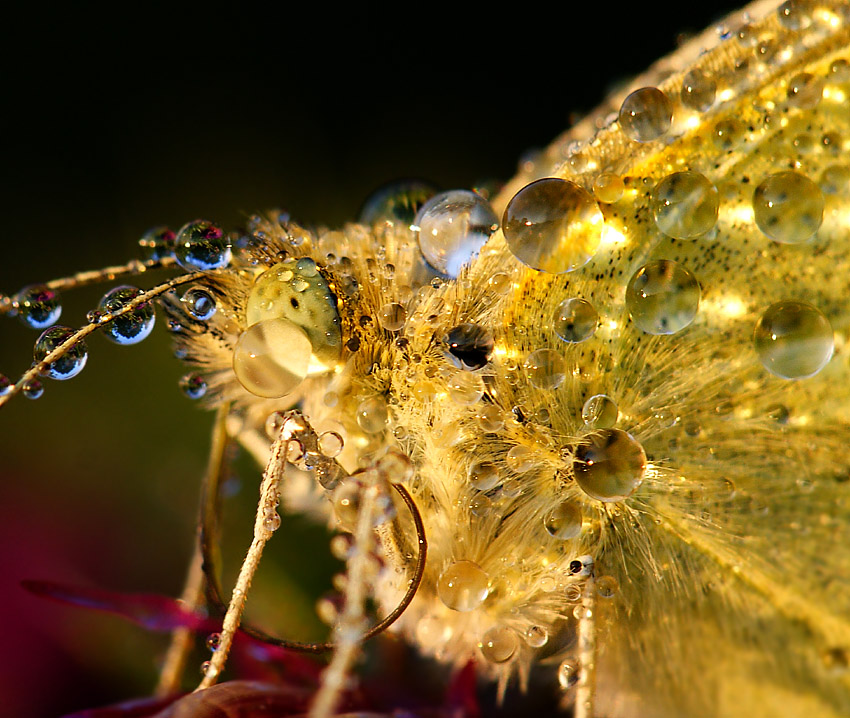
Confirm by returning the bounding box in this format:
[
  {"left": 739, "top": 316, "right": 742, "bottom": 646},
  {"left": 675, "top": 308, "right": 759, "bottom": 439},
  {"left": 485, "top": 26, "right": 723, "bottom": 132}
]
[{"left": 1, "top": 3, "right": 745, "bottom": 716}]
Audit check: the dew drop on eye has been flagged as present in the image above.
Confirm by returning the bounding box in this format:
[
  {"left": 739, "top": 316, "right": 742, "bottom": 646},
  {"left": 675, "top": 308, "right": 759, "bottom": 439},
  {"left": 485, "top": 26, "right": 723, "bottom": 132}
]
[{"left": 232, "top": 318, "right": 311, "bottom": 398}]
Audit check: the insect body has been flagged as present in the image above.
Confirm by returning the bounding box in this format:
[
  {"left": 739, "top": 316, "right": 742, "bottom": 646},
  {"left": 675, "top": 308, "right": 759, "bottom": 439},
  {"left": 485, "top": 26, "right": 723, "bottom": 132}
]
[{"left": 2, "top": 2, "right": 850, "bottom": 717}]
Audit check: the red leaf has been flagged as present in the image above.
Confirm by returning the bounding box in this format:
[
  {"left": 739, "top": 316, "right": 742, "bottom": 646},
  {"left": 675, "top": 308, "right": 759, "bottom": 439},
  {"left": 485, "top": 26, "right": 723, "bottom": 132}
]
[{"left": 21, "top": 579, "right": 220, "bottom": 632}]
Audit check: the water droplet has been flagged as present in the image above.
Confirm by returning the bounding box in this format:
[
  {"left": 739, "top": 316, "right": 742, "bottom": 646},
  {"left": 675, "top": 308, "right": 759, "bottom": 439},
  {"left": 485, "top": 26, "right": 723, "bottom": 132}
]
[
  {"left": 506, "top": 445, "right": 535, "bottom": 474},
  {"left": 787, "top": 72, "right": 824, "bottom": 110},
  {"left": 376, "top": 450, "right": 414, "bottom": 483},
  {"left": 469, "top": 494, "right": 492, "bottom": 517},
  {"left": 180, "top": 373, "right": 207, "bottom": 399},
  {"left": 573, "top": 429, "right": 647, "bottom": 502},
  {"left": 444, "top": 323, "right": 494, "bottom": 370},
  {"left": 174, "top": 219, "right": 231, "bottom": 271},
  {"left": 14, "top": 285, "right": 61, "bottom": 329},
  {"left": 181, "top": 287, "right": 217, "bottom": 321},
  {"left": 356, "top": 396, "right": 389, "bottom": 433},
  {"left": 712, "top": 118, "right": 746, "bottom": 150},
  {"left": 553, "top": 298, "right": 598, "bottom": 343},
  {"left": 777, "top": 0, "right": 813, "bottom": 30},
  {"left": 447, "top": 371, "right": 484, "bottom": 405},
  {"left": 0, "top": 374, "right": 11, "bottom": 396},
  {"left": 543, "top": 501, "right": 583, "bottom": 540},
  {"left": 263, "top": 511, "right": 281, "bottom": 532},
  {"left": 596, "top": 575, "right": 620, "bottom": 598},
  {"left": 476, "top": 404, "right": 504, "bottom": 433},
  {"left": 33, "top": 326, "right": 88, "bottom": 380},
  {"left": 503, "top": 178, "right": 604, "bottom": 274},
  {"left": 414, "top": 190, "right": 498, "bottom": 277},
  {"left": 581, "top": 394, "right": 618, "bottom": 429},
  {"left": 626, "top": 260, "right": 700, "bottom": 335},
  {"left": 651, "top": 172, "right": 719, "bottom": 239},
  {"left": 232, "top": 318, "right": 311, "bottom": 398},
  {"left": 377, "top": 303, "right": 406, "bottom": 331},
  {"left": 359, "top": 179, "right": 437, "bottom": 227},
  {"left": 753, "top": 301, "right": 833, "bottom": 379},
  {"left": 332, "top": 474, "right": 396, "bottom": 530},
  {"left": 437, "top": 560, "right": 489, "bottom": 612},
  {"left": 22, "top": 379, "right": 44, "bottom": 400},
  {"left": 618, "top": 87, "right": 673, "bottom": 142},
  {"left": 525, "top": 625, "right": 549, "bottom": 648},
  {"left": 205, "top": 632, "right": 222, "bottom": 652},
  {"left": 680, "top": 69, "right": 716, "bottom": 111},
  {"left": 592, "top": 172, "right": 624, "bottom": 204},
  {"left": 138, "top": 226, "right": 176, "bottom": 261},
  {"left": 480, "top": 626, "right": 518, "bottom": 663},
  {"left": 98, "top": 286, "right": 156, "bottom": 345},
  {"left": 558, "top": 660, "right": 579, "bottom": 689},
  {"left": 200, "top": 660, "right": 212, "bottom": 676},
  {"left": 753, "top": 171, "right": 824, "bottom": 244},
  {"left": 524, "top": 348, "right": 566, "bottom": 390},
  {"left": 318, "top": 431, "right": 344, "bottom": 458},
  {"left": 469, "top": 461, "right": 501, "bottom": 491}
]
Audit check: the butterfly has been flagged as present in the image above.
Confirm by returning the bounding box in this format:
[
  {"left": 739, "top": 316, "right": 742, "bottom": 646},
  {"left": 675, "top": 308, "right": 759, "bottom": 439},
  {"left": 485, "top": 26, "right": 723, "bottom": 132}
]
[{"left": 1, "top": 2, "right": 848, "bottom": 717}]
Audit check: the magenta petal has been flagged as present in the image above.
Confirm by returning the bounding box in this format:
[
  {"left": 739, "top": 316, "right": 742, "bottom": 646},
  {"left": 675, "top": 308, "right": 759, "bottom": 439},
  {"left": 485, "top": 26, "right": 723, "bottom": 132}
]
[
  {"left": 149, "top": 680, "right": 313, "bottom": 718},
  {"left": 21, "top": 579, "right": 220, "bottom": 632}
]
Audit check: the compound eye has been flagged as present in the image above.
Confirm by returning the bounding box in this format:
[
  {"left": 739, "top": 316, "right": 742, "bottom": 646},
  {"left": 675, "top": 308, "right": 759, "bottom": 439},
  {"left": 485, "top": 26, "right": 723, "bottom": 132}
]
[{"left": 245, "top": 257, "right": 343, "bottom": 371}]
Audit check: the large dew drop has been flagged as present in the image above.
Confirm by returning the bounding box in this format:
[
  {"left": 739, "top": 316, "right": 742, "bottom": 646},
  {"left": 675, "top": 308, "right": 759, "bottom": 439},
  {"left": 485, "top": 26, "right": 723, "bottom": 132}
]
[
  {"left": 652, "top": 172, "right": 719, "bottom": 239},
  {"left": 98, "top": 286, "right": 156, "bottom": 345},
  {"left": 573, "top": 429, "right": 646, "bottom": 502},
  {"left": 502, "top": 178, "right": 604, "bottom": 274},
  {"left": 174, "top": 220, "right": 231, "bottom": 271},
  {"left": 414, "top": 190, "right": 499, "bottom": 278},
  {"left": 437, "top": 560, "right": 490, "bottom": 612},
  {"left": 33, "top": 326, "right": 88, "bottom": 380},
  {"left": 753, "top": 301, "right": 833, "bottom": 379},
  {"left": 626, "top": 260, "right": 700, "bottom": 335},
  {"left": 232, "top": 318, "right": 311, "bottom": 398},
  {"left": 752, "top": 171, "right": 824, "bottom": 244},
  {"left": 618, "top": 87, "right": 673, "bottom": 142}
]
